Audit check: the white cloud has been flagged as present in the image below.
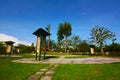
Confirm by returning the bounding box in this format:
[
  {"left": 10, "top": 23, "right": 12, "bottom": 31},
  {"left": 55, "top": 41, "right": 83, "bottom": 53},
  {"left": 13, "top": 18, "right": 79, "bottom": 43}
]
[{"left": 0, "top": 33, "right": 31, "bottom": 46}]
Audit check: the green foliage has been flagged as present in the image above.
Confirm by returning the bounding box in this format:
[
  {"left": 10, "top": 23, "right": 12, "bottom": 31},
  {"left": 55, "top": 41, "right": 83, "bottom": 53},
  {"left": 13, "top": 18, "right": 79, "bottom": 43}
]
[
  {"left": 57, "top": 22, "right": 72, "bottom": 41},
  {"left": 105, "top": 43, "right": 120, "bottom": 56},
  {"left": 57, "top": 22, "right": 72, "bottom": 52},
  {"left": 0, "top": 42, "right": 6, "bottom": 54},
  {"left": 17, "top": 44, "right": 35, "bottom": 53},
  {"left": 90, "top": 25, "right": 115, "bottom": 54},
  {"left": 71, "top": 35, "right": 81, "bottom": 51},
  {"left": 57, "top": 23, "right": 64, "bottom": 42},
  {"left": 90, "top": 26, "right": 114, "bottom": 47},
  {"left": 78, "top": 40, "right": 90, "bottom": 52},
  {"left": 105, "top": 43, "right": 120, "bottom": 52},
  {"left": 63, "top": 22, "right": 72, "bottom": 37},
  {"left": 52, "top": 63, "right": 120, "bottom": 80}
]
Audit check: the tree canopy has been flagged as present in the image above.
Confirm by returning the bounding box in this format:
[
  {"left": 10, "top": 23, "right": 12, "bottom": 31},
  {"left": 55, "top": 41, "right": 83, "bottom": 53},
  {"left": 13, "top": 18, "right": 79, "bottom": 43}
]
[
  {"left": 90, "top": 25, "right": 115, "bottom": 55},
  {"left": 57, "top": 22, "right": 72, "bottom": 53}
]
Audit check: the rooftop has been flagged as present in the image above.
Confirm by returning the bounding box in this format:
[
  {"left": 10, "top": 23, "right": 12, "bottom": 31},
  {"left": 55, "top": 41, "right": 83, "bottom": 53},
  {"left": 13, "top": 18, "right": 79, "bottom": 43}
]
[{"left": 33, "top": 28, "right": 50, "bottom": 37}]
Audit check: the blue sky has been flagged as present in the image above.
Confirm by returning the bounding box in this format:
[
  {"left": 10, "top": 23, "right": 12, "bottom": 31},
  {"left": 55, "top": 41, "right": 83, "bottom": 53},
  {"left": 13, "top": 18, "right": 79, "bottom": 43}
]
[{"left": 0, "top": 0, "right": 120, "bottom": 45}]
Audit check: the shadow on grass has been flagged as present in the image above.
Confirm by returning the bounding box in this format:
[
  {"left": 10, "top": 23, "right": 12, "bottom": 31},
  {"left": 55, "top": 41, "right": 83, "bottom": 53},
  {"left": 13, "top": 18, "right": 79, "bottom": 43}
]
[{"left": 44, "top": 55, "right": 60, "bottom": 59}]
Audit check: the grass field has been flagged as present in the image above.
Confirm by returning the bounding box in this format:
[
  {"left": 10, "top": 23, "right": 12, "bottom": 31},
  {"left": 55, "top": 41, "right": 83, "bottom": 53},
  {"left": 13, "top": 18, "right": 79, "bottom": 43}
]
[
  {"left": 64, "top": 55, "right": 91, "bottom": 58},
  {"left": 52, "top": 63, "right": 120, "bottom": 80},
  {"left": 0, "top": 53, "right": 120, "bottom": 80},
  {"left": 0, "top": 58, "right": 48, "bottom": 80},
  {"left": 21, "top": 53, "right": 60, "bottom": 59}
]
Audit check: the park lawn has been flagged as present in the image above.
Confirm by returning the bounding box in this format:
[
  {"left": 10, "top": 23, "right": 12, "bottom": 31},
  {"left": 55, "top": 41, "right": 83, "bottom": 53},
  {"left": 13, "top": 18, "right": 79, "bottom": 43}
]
[
  {"left": 52, "top": 63, "right": 120, "bottom": 80},
  {"left": 65, "top": 55, "right": 91, "bottom": 58},
  {"left": 21, "top": 53, "right": 60, "bottom": 59},
  {"left": 22, "top": 53, "right": 35, "bottom": 58},
  {"left": 0, "top": 58, "right": 48, "bottom": 80}
]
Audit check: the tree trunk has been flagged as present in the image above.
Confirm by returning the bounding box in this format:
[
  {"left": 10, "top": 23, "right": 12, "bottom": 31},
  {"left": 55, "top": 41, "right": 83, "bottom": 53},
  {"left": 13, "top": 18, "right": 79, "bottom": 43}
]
[
  {"left": 100, "top": 47, "right": 104, "bottom": 56},
  {"left": 48, "top": 36, "right": 50, "bottom": 51},
  {"left": 64, "top": 36, "right": 67, "bottom": 53}
]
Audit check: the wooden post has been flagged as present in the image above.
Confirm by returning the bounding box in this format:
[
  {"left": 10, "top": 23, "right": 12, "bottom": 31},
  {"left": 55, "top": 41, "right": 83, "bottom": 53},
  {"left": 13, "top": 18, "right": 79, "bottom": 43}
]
[{"left": 36, "top": 36, "right": 41, "bottom": 60}]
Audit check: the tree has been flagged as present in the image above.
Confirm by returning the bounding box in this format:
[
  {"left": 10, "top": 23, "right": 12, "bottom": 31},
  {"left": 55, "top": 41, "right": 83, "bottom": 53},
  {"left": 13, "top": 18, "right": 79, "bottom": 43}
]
[
  {"left": 111, "top": 32, "right": 116, "bottom": 44},
  {"left": 45, "top": 24, "right": 51, "bottom": 51},
  {"left": 78, "top": 40, "right": 90, "bottom": 54},
  {"left": 0, "top": 42, "right": 6, "bottom": 54},
  {"left": 57, "top": 22, "right": 72, "bottom": 53},
  {"left": 17, "top": 44, "right": 34, "bottom": 53},
  {"left": 50, "top": 40, "right": 59, "bottom": 52},
  {"left": 71, "top": 35, "right": 81, "bottom": 51},
  {"left": 90, "top": 25, "right": 115, "bottom": 55},
  {"left": 31, "top": 43, "right": 35, "bottom": 53},
  {"left": 105, "top": 43, "right": 120, "bottom": 56}
]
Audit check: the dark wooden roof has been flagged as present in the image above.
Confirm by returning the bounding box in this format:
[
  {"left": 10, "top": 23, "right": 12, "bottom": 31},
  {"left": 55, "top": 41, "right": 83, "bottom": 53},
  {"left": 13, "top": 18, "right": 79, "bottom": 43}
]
[
  {"left": 33, "top": 28, "right": 50, "bottom": 37},
  {"left": 89, "top": 45, "right": 95, "bottom": 48},
  {"left": 5, "top": 41, "right": 15, "bottom": 44}
]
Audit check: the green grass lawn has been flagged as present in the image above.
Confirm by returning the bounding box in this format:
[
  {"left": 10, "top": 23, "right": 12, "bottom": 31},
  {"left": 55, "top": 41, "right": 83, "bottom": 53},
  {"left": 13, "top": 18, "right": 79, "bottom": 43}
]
[
  {"left": 64, "top": 55, "right": 91, "bottom": 58},
  {"left": 21, "top": 53, "right": 35, "bottom": 58},
  {"left": 1, "top": 53, "right": 120, "bottom": 80},
  {"left": 0, "top": 58, "right": 48, "bottom": 80},
  {"left": 20, "top": 53, "right": 60, "bottom": 59},
  {"left": 52, "top": 63, "right": 120, "bottom": 80}
]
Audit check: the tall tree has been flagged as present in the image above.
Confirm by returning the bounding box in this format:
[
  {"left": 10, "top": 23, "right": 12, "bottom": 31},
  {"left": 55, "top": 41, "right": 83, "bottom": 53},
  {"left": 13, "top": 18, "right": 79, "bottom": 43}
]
[
  {"left": 90, "top": 25, "right": 115, "bottom": 55},
  {"left": 57, "top": 22, "right": 72, "bottom": 53},
  {"left": 45, "top": 24, "right": 51, "bottom": 51},
  {"left": 71, "top": 35, "right": 81, "bottom": 51},
  {"left": 31, "top": 43, "right": 35, "bottom": 53},
  {"left": 111, "top": 32, "right": 116, "bottom": 44}
]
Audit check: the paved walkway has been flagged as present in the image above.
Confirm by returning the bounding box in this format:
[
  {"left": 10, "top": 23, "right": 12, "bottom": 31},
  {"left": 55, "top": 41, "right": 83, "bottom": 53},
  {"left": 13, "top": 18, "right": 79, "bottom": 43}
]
[
  {"left": 27, "top": 57, "right": 63, "bottom": 80},
  {"left": 28, "top": 64, "right": 59, "bottom": 80},
  {"left": 12, "top": 56, "right": 120, "bottom": 64}
]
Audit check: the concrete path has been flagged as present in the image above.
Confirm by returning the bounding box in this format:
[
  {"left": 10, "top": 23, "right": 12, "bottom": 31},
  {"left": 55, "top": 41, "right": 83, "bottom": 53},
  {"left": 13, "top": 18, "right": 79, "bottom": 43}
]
[
  {"left": 28, "top": 63, "right": 60, "bottom": 80},
  {"left": 27, "top": 57, "right": 64, "bottom": 80},
  {"left": 12, "top": 56, "right": 120, "bottom": 64},
  {"left": 40, "top": 64, "right": 59, "bottom": 80},
  {"left": 28, "top": 64, "right": 51, "bottom": 80}
]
